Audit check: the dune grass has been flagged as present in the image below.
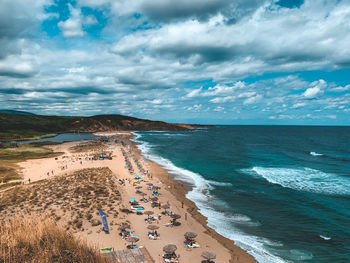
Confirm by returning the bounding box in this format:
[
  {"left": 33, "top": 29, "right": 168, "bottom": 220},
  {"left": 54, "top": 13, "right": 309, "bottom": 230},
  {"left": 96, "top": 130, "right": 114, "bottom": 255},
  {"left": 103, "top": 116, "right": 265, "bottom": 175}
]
[
  {"left": 0, "top": 216, "right": 108, "bottom": 263},
  {"left": 0, "top": 168, "right": 121, "bottom": 232},
  {"left": 69, "top": 141, "right": 107, "bottom": 153},
  {"left": 0, "top": 144, "right": 61, "bottom": 161}
]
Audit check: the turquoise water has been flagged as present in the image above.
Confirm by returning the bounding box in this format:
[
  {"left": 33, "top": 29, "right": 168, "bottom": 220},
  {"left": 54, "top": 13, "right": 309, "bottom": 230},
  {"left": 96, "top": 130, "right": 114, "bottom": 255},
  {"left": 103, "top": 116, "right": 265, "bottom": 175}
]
[
  {"left": 134, "top": 126, "right": 350, "bottom": 263},
  {"left": 22, "top": 132, "right": 96, "bottom": 144}
]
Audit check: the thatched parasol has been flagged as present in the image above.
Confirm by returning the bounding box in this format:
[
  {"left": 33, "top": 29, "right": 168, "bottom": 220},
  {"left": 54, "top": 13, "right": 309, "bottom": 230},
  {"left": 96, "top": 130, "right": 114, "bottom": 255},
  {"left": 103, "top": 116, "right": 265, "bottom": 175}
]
[
  {"left": 201, "top": 251, "right": 216, "bottom": 260},
  {"left": 118, "top": 223, "right": 130, "bottom": 231},
  {"left": 144, "top": 210, "right": 154, "bottom": 218},
  {"left": 184, "top": 232, "right": 197, "bottom": 239},
  {"left": 171, "top": 214, "right": 181, "bottom": 220},
  {"left": 135, "top": 186, "right": 142, "bottom": 189},
  {"left": 161, "top": 204, "right": 170, "bottom": 211},
  {"left": 147, "top": 225, "right": 159, "bottom": 230},
  {"left": 126, "top": 236, "right": 139, "bottom": 247},
  {"left": 150, "top": 197, "right": 158, "bottom": 201},
  {"left": 163, "top": 244, "right": 177, "bottom": 254}
]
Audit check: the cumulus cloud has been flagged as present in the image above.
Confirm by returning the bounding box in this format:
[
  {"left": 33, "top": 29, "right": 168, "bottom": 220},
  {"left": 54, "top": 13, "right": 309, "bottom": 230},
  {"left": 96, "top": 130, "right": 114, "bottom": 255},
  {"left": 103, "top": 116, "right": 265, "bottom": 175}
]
[
  {"left": 112, "top": 0, "right": 350, "bottom": 77},
  {"left": 1, "top": 0, "right": 350, "bottom": 124},
  {"left": 58, "top": 4, "right": 84, "bottom": 38},
  {"left": 303, "top": 79, "right": 326, "bottom": 99}
]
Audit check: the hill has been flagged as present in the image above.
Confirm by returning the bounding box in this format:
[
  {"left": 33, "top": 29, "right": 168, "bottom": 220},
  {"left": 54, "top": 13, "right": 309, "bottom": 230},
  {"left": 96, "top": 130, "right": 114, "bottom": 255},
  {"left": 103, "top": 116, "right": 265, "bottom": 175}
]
[
  {"left": 0, "top": 109, "right": 35, "bottom": 115},
  {"left": 0, "top": 113, "right": 194, "bottom": 141}
]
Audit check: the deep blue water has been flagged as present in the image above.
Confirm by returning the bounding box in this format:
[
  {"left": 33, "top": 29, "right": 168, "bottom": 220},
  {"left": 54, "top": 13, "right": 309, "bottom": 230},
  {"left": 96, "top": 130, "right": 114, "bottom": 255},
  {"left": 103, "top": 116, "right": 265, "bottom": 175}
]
[
  {"left": 134, "top": 126, "right": 350, "bottom": 263},
  {"left": 22, "top": 132, "right": 96, "bottom": 144}
]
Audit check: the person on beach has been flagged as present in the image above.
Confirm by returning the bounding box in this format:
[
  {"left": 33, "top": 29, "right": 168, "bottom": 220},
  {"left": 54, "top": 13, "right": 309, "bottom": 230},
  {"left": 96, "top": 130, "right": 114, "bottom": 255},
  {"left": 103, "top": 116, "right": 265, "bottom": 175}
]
[{"left": 182, "top": 201, "right": 184, "bottom": 208}]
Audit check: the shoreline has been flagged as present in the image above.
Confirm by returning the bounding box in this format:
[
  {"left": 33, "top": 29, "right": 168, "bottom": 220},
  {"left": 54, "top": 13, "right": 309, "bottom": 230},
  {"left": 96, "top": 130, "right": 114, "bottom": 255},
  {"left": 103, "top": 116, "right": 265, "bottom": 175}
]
[
  {"left": 127, "top": 133, "right": 256, "bottom": 263},
  {"left": 4, "top": 132, "right": 256, "bottom": 263}
]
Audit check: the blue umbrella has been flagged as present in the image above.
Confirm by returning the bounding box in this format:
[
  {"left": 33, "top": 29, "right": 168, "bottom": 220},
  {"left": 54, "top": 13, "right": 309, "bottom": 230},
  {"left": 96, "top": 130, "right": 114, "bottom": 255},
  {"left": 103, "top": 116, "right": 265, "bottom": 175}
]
[
  {"left": 129, "top": 198, "right": 135, "bottom": 202},
  {"left": 98, "top": 210, "right": 109, "bottom": 233},
  {"left": 134, "top": 174, "right": 140, "bottom": 178}
]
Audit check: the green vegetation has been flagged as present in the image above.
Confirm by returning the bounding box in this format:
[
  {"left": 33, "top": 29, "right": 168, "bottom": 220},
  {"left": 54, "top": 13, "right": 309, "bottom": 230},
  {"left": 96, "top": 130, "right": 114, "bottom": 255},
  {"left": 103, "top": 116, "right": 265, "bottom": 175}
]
[
  {"left": 0, "top": 144, "right": 63, "bottom": 190},
  {"left": 0, "top": 161, "right": 20, "bottom": 184},
  {"left": 0, "top": 144, "right": 61, "bottom": 160}
]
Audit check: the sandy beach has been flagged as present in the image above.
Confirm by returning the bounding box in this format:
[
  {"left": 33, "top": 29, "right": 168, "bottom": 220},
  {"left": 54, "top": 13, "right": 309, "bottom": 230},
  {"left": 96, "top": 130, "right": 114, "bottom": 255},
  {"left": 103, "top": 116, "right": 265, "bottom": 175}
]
[{"left": 4, "top": 133, "right": 255, "bottom": 263}]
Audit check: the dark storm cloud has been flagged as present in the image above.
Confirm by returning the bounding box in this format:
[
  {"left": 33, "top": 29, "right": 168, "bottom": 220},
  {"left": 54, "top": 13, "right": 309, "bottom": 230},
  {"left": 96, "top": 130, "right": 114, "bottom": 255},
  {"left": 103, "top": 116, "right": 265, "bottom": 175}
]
[
  {"left": 0, "top": 69, "right": 36, "bottom": 78},
  {"left": 139, "top": 0, "right": 231, "bottom": 22},
  {"left": 139, "top": 0, "right": 269, "bottom": 23}
]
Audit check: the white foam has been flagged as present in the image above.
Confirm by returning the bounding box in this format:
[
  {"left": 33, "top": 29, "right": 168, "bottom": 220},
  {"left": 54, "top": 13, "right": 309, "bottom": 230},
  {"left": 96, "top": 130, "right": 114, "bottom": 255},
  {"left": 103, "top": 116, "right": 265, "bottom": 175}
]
[
  {"left": 207, "top": 179, "right": 233, "bottom": 187},
  {"left": 310, "top": 151, "right": 323, "bottom": 156},
  {"left": 245, "top": 167, "right": 350, "bottom": 195},
  {"left": 320, "top": 235, "right": 331, "bottom": 240},
  {"left": 133, "top": 132, "right": 288, "bottom": 263}
]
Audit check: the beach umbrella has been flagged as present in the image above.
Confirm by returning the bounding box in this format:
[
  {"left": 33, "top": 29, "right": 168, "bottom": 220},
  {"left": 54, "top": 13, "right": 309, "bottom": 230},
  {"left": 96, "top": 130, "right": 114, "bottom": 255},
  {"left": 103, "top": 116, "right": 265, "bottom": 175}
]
[
  {"left": 163, "top": 244, "right": 177, "bottom": 254},
  {"left": 144, "top": 211, "right": 154, "bottom": 218},
  {"left": 150, "top": 197, "right": 158, "bottom": 201},
  {"left": 136, "top": 191, "right": 144, "bottom": 195},
  {"left": 184, "top": 232, "right": 197, "bottom": 240},
  {"left": 126, "top": 237, "right": 139, "bottom": 247},
  {"left": 134, "top": 174, "right": 140, "bottom": 178},
  {"left": 135, "top": 186, "right": 142, "bottom": 189},
  {"left": 118, "top": 223, "right": 130, "bottom": 231},
  {"left": 201, "top": 251, "right": 216, "bottom": 261},
  {"left": 161, "top": 204, "right": 170, "bottom": 211},
  {"left": 129, "top": 198, "right": 136, "bottom": 202},
  {"left": 171, "top": 214, "right": 181, "bottom": 220},
  {"left": 147, "top": 225, "right": 159, "bottom": 230},
  {"left": 147, "top": 183, "right": 153, "bottom": 186}
]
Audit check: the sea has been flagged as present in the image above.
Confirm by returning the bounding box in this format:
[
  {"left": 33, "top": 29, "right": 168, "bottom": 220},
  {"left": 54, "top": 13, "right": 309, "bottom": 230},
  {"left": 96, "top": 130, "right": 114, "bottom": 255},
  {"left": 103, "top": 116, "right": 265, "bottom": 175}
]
[{"left": 133, "top": 126, "right": 350, "bottom": 263}]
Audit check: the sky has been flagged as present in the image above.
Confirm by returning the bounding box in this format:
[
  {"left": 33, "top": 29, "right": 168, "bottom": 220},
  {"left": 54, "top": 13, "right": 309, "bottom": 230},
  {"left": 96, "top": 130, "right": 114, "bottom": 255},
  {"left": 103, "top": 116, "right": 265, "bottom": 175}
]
[{"left": 1, "top": 0, "right": 350, "bottom": 125}]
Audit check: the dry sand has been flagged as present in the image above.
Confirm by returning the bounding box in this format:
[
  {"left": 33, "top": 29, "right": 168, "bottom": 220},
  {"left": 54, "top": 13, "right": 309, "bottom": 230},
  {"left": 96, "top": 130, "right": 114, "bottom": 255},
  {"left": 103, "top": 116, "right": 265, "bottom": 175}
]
[{"left": 11, "top": 134, "right": 255, "bottom": 263}]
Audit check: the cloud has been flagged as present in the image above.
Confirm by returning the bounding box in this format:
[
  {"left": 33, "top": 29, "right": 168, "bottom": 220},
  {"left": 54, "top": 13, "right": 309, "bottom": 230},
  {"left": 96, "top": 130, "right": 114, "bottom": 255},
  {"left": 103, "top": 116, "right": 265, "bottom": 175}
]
[
  {"left": 0, "top": 53, "right": 37, "bottom": 78},
  {"left": 1, "top": 0, "right": 350, "bottom": 124},
  {"left": 58, "top": 4, "right": 84, "bottom": 38},
  {"left": 331, "top": 84, "right": 350, "bottom": 92},
  {"left": 84, "top": 15, "right": 98, "bottom": 26},
  {"left": 303, "top": 79, "right": 326, "bottom": 99},
  {"left": 111, "top": 0, "right": 350, "bottom": 78},
  {"left": 78, "top": 0, "right": 267, "bottom": 23},
  {"left": 0, "top": 0, "right": 48, "bottom": 59}
]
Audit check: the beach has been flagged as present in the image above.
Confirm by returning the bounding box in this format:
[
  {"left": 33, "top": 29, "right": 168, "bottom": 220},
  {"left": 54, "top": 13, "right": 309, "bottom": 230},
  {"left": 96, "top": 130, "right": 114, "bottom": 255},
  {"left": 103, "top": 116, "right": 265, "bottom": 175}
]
[{"left": 0, "top": 132, "right": 255, "bottom": 263}]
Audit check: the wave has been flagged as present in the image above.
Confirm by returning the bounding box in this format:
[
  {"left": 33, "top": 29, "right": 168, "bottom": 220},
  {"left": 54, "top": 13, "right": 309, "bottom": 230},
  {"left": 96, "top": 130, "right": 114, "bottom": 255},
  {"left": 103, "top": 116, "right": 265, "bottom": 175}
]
[
  {"left": 206, "top": 179, "right": 233, "bottom": 187},
  {"left": 132, "top": 132, "right": 287, "bottom": 263},
  {"left": 244, "top": 167, "right": 350, "bottom": 195},
  {"left": 310, "top": 151, "right": 323, "bottom": 156},
  {"left": 320, "top": 235, "right": 331, "bottom": 241}
]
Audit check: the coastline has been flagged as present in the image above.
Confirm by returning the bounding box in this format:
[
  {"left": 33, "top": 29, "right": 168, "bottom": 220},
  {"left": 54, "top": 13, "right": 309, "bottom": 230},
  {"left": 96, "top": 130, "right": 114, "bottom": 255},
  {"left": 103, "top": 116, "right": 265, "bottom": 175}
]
[
  {"left": 3, "top": 132, "right": 256, "bottom": 263},
  {"left": 127, "top": 133, "right": 256, "bottom": 263}
]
